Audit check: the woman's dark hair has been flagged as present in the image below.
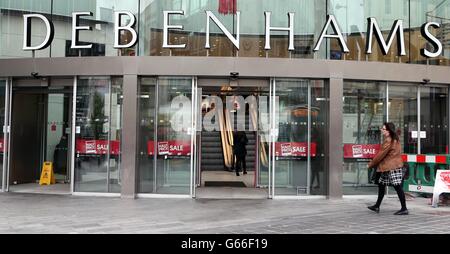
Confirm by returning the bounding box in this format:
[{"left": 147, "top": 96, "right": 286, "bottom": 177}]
[{"left": 383, "top": 122, "right": 399, "bottom": 142}]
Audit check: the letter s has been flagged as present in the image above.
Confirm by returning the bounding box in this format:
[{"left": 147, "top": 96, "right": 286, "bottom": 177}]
[{"left": 421, "top": 22, "right": 442, "bottom": 58}]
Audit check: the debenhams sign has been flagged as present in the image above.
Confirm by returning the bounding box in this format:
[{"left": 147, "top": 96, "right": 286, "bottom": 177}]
[{"left": 23, "top": 11, "right": 442, "bottom": 58}]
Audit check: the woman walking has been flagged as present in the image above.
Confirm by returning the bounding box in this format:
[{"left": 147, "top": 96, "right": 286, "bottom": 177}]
[{"left": 367, "top": 122, "right": 408, "bottom": 215}]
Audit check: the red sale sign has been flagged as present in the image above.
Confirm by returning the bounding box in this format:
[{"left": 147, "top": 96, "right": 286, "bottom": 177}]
[
  {"left": 343, "top": 144, "right": 380, "bottom": 159},
  {"left": 76, "top": 139, "right": 120, "bottom": 155},
  {"left": 150, "top": 140, "right": 191, "bottom": 156},
  {"left": 147, "top": 140, "right": 155, "bottom": 155},
  {"left": 167, "top": 140, "right": 191, "bottom": 156},
  {"left": 158, "top": 141, "right": 169, "bottom": 155},
  {"left": 274, "top": 142, "right": 316, "bottom": 157}
]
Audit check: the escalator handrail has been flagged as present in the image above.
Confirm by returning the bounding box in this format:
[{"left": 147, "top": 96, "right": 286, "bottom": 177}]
[
  {"left": 219, "top": 107, "right": 233, "bottom": 168},
  {"left": 249, "top": 105, "right": 269, "bottom": 167}
]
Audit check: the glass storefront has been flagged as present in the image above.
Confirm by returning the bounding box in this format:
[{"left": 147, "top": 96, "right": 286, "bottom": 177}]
[
  {"left": 74, "top": 76, "right": 122, "bottom": 193},
  {"left": 273, "top": 79, "right": 328, "bottom": 196},
  {"left": 0, "top": 0, "right": 449, "bottom": 199},
  {"left": 343, "top": 81, "right": 386, "bottom": 195},
  {"left": 135, "top": 77, "right": 328, "bottom": 196},
  {"left": 274, "top": 79, "right": 309, "bottom": 195},
  {"left": 310, "top": 81, "right": 329, "bottom": 195},
  {"left": 0, "top": 74, "right": 447, "bottom": 197},
  {"left": 2, "top": 0, "right": 449, "bottom": 65},
  {"left": 388, "top": 84, "right": 418, "bottom": 154},
  {"left": 420, "top": 86, "right": 448, "bottom": 154},
  {"left": 137, "top": 78, "right": 156, "bottom": 193},
  {"left": 343, "top": 80, "right": 448, "bottom": 195},
  {"left": 258, "top": 86, "right": 271, "bottom": 188},
  {"left": 155, "top": 77, "right": 192, "bottom": 194}
]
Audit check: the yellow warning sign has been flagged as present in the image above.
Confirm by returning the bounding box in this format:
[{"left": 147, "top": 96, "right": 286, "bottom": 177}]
[{"left": 39, "top": 162, "right": 55, "bottom": 185}]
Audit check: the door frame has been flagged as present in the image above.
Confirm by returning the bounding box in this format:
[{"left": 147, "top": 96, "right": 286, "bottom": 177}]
[
  {"left": 270, "top": 78, "right": 315, "bottom": 198},
  {"left": 5, "top": 77, "right": 75, "bottom": 194},
  {"left": 192, "top": 77, "right": 272, "bottom": 198},
  {"left": 190, "top": 77, "right": 198, "bottom": 198},
  {"left": 1, "top": 78, "right": 11, "bottom": 192}
]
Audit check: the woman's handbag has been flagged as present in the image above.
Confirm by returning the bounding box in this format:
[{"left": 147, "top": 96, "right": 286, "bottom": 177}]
[{"left": 369, "top": 168, "right": 381, "bottom": 184}]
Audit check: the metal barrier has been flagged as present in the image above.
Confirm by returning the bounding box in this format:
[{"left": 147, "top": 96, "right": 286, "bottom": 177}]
[{"left": 401, "top": 154, "right": 450, "bottom": 194}]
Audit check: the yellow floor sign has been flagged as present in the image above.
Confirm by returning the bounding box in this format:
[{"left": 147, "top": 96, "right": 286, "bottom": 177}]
[{"left": 39, "top": 162, "right": 55, "bottom": 185}]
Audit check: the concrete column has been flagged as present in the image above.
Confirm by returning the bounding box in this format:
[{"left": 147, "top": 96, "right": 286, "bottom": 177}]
[
  {"left": 121, "top": 75, "right": 138, "bottom": 199},
  {"left": 327, "top": 77, "right": 344, "bottom": 199}
]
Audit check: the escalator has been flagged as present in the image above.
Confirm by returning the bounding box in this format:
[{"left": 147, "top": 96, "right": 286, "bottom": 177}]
[
  {"left": 200, "top": 102, "right": 257, "bottom": 172},
  {"left": 201, "top": 131, "right": 225, "bottom": 171}
]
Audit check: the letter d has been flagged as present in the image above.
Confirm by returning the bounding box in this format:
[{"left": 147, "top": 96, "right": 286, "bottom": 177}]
[{"left": 23, "top": 14, "right": 54, "bottom": 51}]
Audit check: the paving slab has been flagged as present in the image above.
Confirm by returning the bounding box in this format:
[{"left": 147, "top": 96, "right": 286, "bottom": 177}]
[{"left": 0, "top": 193, "right": 449, "bottom": 234}]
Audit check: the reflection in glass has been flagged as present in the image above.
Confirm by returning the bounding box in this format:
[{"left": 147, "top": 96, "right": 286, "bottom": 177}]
[
  {"left": 328, "top": 0, "right": 409, "bottom": 63},
  {"left": 310, "top": 81, "right": 328, "bottom": 195},
  {"left": 52, "top": 0, "right": 139, "bottom": 57},
  {"left": 138, "top": 78, "right": 156, "bottom": 193},
  {"left": 46, "top": 92, "right": 71, "bottom": 183},
  {"left": 138, "top": 0, "right": 325, "bottom": 58},
  {"left": 342, "top": 81, "right": 386, "bottom": 195},
  {"left": 420, "top": 86, "right": 448, "bottom": 154},
  {"left": 1, "top": 0, "right": 450, "bottom": 65},
  {"left": 156, "top": 77, "right": 192, "bottom": 194},
  {"left": 258, "top": 87, "right": 271, "bottom": 188},
  {"left": 0, "top": 0, "right": 52, "bottom": 58},
  {"left": 274, "top": 79, "right": 309, "bottom": 195},
  {"left": 388, "top": 84, "right": 418, "bottom": 154},
  {"left": 410, "top": 0, "right": 450, "bottom": 65},
  {"left": 74, "top": 77, "right": 122, "bottom": 193}
]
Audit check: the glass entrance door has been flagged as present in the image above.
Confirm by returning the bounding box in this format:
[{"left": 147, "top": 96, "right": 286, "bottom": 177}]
[
  {"left": 7, "top": 78, "right": 72, "bottom": 194},
  {"left": 271, "top": 79, "right": 328, "bottom": 197},
  {"left": 155, "top": 77, "right": 193, "bottom": 195},
  {"left": 194, "top": 78, "right": 270, "bottom": 198},
  {"left": 74, "top": 77, "right": 123, "bottom": 193},
  {"left": 272, "top": 79, "right": 309, "bottom": 196}
]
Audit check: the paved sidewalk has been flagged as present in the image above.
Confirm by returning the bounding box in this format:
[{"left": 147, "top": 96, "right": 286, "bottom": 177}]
[{"left": 0, "top": 193, "right": 450, "bottom": 234}]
